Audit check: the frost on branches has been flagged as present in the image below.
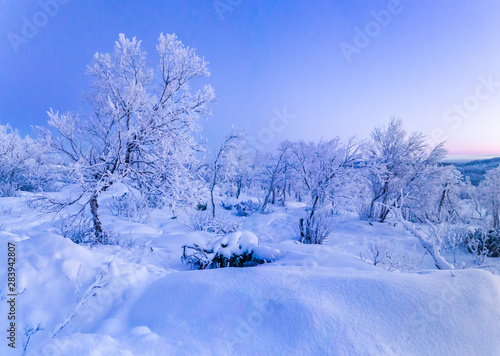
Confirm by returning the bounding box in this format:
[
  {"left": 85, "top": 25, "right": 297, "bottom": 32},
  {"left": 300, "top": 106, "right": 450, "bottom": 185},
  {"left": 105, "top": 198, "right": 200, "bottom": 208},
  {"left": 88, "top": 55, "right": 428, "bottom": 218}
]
[
  {"left": 41, "top": 33, "right": 215, "bottom": 243},
  {"left": 0, "top": 124, "right": 51, "bottom": 196},
  {"left": 363, "top": 117, "right": 453, "bottom": 223},
  {"left": 208, "top": 130, "right": 246, "bottom": 218}
]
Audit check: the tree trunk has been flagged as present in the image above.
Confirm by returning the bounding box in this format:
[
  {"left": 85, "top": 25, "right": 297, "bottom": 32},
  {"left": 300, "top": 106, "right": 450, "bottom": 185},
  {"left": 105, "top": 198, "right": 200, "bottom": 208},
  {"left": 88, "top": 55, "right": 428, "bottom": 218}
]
[
  {"left": 90, "top": 192, "right": 105, "bottom": 244},
  {"left": 379, "top": 206, "right": 390, "bottom": 223},
  {"left": 210, "top": 183, "right": 216, "bottom": 219},
  {"left": 493, "top": 201, "right": 499, "bottom": 229},
  {"left": 309, "top": 195, "right": 319, "bottom": 220},
  {"left": 261, "top": 183, "right": 275, "bottom": 213},
  {"left": 437, "top": 187, "right": 448, "bottom": 221},
  {"left": 281, "top": 179, "right": 287, "bottom": 206},
  {"left": 236, "top": 179, "right": 242, "bottom": 199}
]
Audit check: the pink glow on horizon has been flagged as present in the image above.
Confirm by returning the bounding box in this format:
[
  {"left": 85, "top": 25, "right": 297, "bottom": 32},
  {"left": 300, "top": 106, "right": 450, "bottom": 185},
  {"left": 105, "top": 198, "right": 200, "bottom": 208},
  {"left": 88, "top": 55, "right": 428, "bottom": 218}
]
[{"left": 447, "top": 147, "right": 500, "bottom": 156}]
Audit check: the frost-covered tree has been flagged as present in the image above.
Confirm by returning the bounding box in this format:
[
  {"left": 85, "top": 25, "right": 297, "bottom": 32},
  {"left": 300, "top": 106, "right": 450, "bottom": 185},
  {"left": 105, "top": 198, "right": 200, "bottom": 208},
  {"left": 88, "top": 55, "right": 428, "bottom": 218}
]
[
  {"left": 259, "top": 141, "right": 293, "bottom": 212},
  {"left": 479, "top": 166, "right": 500, "bottom": 229},
  {"left": 405, "top": 165, "right": 464, "bottom": 223},
  {"left": 42, "top": 33, "right": 215, "bottom": 242},
  {"left": 464, "top": 178, "right": 483, "bottom": 219},
  {"left": 150, "top": 137, "right": 206, "bottom": 218},
  {"left": 291, "top": 138, "right": 360, "bottom": 216},
  {"left": 0, "top": 124, "right": 51, "bottom": 196},
  {"left": 290, "top": 137, "right": 361, "bottom": 243},
  {"left": 209, "top": 130, "right": 245, "bottom": 218},
  {"left": 225, "top": 139, "right": 253, "bottom": 199},
  {"left": 364, "top": 118, "right": 447, "bottom": 222}
]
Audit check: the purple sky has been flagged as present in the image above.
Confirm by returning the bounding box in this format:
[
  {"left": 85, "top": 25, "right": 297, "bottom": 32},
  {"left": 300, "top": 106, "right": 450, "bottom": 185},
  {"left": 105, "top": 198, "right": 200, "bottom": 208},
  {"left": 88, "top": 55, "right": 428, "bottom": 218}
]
[{"left": 1, "top": 0, "right": 500, "bottom": 154}]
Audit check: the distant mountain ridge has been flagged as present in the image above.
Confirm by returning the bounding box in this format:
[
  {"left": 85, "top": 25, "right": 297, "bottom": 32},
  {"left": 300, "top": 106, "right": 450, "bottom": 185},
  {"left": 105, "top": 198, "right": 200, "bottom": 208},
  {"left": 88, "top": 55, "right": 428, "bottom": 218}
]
[{"left": 442, "top": 156, "right": 500, "bottom": 186}]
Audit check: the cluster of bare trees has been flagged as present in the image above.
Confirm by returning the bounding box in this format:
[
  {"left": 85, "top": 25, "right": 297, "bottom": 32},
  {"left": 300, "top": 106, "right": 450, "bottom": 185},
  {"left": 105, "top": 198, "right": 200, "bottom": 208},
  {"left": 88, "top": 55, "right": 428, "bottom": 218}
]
[{"left": 1, "top": 34, "right": 499, "bottom": 261}]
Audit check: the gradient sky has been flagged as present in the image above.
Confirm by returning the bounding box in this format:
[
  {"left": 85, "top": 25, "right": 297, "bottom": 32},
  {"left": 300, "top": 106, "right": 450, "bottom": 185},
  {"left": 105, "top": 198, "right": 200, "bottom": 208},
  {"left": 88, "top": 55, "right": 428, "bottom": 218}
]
[{"left": 1, "top": 0, "right": 500, "bottom": 155}]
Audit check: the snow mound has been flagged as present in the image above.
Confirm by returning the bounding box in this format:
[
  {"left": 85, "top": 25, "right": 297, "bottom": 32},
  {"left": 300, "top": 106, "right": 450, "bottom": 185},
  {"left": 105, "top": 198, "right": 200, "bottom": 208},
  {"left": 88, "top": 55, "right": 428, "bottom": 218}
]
[
  {"left": 210, "top": 231, "right": 277, "bottom": 259},
  {"left": 120, "top": 267, "right": 500, "bottom": 355},
  {"left": 182, "top": 231, "right": 282, "bottom": 269}
]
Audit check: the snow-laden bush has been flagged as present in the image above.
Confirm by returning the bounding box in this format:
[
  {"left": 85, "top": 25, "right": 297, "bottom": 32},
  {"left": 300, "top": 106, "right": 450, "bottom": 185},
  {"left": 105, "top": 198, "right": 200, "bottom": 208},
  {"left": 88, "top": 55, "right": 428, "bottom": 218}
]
[
  {"left": 109, "top": 191, "right": 149, "bottom": 223},
  {"left": 440, "top": 224, "right": 469, "bottom": 251},
  {"left": 235, "top": 199, "right": 260, "bottom": 216},
  {"left": 363, "top": 239, "right": 423, "bottom": 272},
  {"left": 357, "top": 203, "right": 372, "bottom": 221},
  {"left": 465, "top": 229, "right": 500, "bottom": 262},
  {"left": 297, "top": 210, "right": 334, "bottom": 244},
  {"left": 187, "top": 211, "right": 240, "bottom": 234},
  {"left": 181, "top": 231, "right": 281, "bottom": 269},
  {"left": 363, "top": 239, "right": 389, "bottom": 266},
  {"left": 60, "top": 216, "right": 95, "bottom": 244},
  {"left": 197, "top": 203, "right": 208, "bottom": 211},
  {"left": 260, "top": 203, "right": 274, "bottom": 215}
]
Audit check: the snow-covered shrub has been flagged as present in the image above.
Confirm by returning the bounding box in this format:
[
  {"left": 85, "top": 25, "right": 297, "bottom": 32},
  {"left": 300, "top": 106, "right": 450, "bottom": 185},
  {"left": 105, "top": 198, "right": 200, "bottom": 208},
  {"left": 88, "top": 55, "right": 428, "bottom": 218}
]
[
  {"left": 440, "top": 224, "right": 469, "bottom": 252},
  {"left": 382, "top": 244, "right": 422, "bottom": 272},
  {"left": 438, "top": 223, "right": 469, "bottom": 264},
  {"left": 465, "top": 229, "right": 500, "bottom": 260},
  {"left": 466, "top": 230, "right": 488, "bottom": 265},
  {"left": 107, "top": 233, "right": 146, "bottom": 249},
  {"left": 297, "top": 210, "right": 333, "bottom": 244},
  {"left": 363, "top": 239, "right": 422, "bottom": 272},
  {"left": 60, "top": 216, "right": 95, "bottom": 244},
  {"left": 221, "top": 200, "right": 233, "bottom": 210},
  {"left": 197, "top": 203, "right": 208, "bottom": 211},
  {"left": 235, "top": 199, "right": 260, "bottom": 216},
  {"left": 181, "top": 231, "right": 281, "bottom": 269},
  {"left": 188, "top": 211, "right": 240, "bottom": 234},
  {"left": 357, "top": 203, "right": 372, "bottom": 221},
  {"left": 260, "top": 203, "right": 274, "bottom": 215},
  {"left": 363, "top": 239, "right": 389, "bottom": 266},
  {"left": 109, "top": 191, "right": 149, "bottom": 222}
]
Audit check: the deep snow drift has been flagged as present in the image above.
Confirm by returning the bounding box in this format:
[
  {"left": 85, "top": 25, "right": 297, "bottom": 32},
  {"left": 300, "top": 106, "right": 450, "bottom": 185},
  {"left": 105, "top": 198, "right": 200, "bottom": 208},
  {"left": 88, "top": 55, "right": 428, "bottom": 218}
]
[{"left": 1, "top": 193, "right": 500, "bottom": 355}]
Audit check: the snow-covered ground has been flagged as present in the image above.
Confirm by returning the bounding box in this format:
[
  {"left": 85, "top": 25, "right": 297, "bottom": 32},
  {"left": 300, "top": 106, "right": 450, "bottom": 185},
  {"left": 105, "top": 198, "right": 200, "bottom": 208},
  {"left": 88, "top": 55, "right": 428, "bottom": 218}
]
[{"left": 1, "top": 192, "right": 500, "bottom": 355}]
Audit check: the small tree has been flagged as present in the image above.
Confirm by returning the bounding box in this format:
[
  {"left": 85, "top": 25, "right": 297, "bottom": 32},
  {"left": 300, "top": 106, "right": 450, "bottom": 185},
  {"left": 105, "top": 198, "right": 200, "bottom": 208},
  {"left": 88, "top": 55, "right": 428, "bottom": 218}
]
[
  {"left": 209, "top": 130, "right": 245, "bottom": 218},
  {"left": 479, "top": 166, "right": 500, "bottom": 229},
  {"left": 290, "top": 137, "right": 360, "bottom": 243},
  {"left": 260, "top": 141, "right": 293, "bottom": 213},
  {"left": 0, "top": 124, "right": 50, "bottom": 196},
  {"left": 291, "top": 137, "right": 360, "bottom": 219},
  {"left": 227, "top": 141, "right": 253, "bottom": 199},
  {"left": 43, "top": 33, "right": 215, "bottom": 242},
  {"left": 364, "top": 118, "right": 447, "bottom": 222}
]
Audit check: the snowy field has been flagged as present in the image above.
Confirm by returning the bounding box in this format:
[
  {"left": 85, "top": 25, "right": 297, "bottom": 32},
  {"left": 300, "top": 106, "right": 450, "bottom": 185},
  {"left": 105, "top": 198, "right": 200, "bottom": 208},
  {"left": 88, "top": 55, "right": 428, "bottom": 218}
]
[
  {"left": 1, "top": 28, "right": 500, "bottom": 356},
  {"left": 1, "top": 190, "right": 500, "bottom": 356}
]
